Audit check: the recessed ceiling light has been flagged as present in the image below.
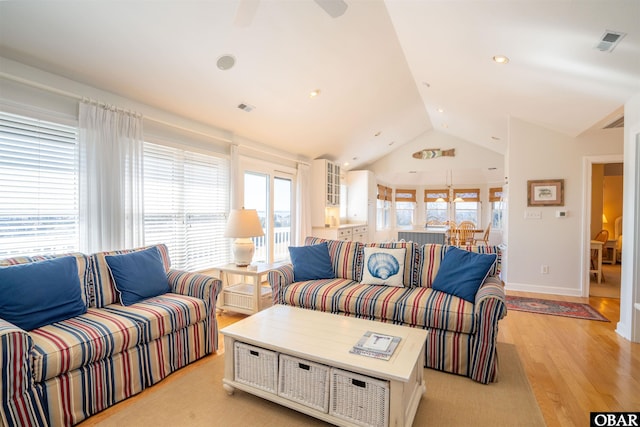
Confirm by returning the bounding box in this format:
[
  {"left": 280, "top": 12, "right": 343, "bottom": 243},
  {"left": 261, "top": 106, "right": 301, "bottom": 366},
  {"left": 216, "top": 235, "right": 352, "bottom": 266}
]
[
  {"left": 388, "top": 141, "right": 395, "bottom": 146},
  {"left": 216, "top": 54, "right": 236, "bottom": 71},
  {"left": 491, "top": 136, "right": 501, "bottom": 141},
  {"left": 343, "top": 162, "right": 349, "bottom": 167},
  {"left": 492, "top": 55, "right": 509, "bottom": 64},
  {"left": 374, "top": 131, "right": 382, "bottom": 137},
  {"left": 352, "top": 157, "right": 358, "bottom": 161},
  {"left": 310, "top": 89, "right": 321, "bottom": 98},
  {"left": 422, "top": 82, "right": 431, "bottom": 88},
  {"left": 437, "top": 108, "right": 444, "bottom": 113}
]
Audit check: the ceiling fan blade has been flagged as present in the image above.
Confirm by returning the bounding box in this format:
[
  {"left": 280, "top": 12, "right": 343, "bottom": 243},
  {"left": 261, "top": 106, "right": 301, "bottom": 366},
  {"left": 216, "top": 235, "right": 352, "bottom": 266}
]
[
  {"left": 313, "top": 0, "right": 348, "bottom": 18},
  {"left": 234, "top": 0, "right": 260, "bottom": 28}
]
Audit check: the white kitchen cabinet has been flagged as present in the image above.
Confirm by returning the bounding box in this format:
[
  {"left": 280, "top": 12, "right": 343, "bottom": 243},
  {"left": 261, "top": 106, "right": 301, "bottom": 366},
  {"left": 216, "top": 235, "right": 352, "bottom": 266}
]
[{"left": 311, "top": 159, "right": 341, "bottom": 227}]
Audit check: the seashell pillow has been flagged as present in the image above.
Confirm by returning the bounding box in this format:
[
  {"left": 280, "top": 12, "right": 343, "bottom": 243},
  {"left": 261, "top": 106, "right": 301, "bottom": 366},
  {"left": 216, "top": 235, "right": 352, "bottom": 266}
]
[{"left": 360, "top": 247, "right": 406, "bottom": 287}]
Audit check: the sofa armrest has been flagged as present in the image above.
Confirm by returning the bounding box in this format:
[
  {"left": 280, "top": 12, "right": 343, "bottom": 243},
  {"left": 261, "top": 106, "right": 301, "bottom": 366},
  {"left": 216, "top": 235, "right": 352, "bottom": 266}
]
[
  {"left": 469, "top": 275, "right": 507, "bottom": 383},
  {"left": 0, "top": 319, "right": 48, "bottom": 426},
  {"left": 267, "top": 264, "right": 294, "bottom": 305},
  {"left": 167, "top": 270, "right": 223, "bottom": 352},
  {"left": 474, "top": 275, "right": 506, "bottom": 318}
]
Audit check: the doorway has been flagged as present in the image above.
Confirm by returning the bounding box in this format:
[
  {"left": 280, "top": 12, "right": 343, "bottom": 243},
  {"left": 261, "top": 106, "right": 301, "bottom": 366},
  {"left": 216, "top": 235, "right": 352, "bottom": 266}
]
[{"left": 585, "top": 157, "right": 624, "bottom": 298}]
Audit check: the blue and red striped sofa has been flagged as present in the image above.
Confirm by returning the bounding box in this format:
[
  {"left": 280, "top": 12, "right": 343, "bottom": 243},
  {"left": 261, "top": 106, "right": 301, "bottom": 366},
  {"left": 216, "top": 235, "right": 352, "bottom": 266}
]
[
  {"left": 267, "top": 237, "right": 506, "bottom": 384},
  {"left": 0, "top": 244, "right": 221, "bottom": 427}
]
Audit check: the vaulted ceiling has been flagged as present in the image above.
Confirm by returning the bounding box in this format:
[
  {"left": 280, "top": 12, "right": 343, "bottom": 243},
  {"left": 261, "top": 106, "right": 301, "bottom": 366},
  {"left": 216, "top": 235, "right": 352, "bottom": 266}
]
[{"left": 1, "top": 1, "right": 639, "bottom": 180}]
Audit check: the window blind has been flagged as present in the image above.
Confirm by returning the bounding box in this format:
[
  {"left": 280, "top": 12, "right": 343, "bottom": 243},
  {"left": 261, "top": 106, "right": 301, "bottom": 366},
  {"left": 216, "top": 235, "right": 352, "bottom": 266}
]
[
  {"left": 143, "top": 142, "right": 230, "bottom": 271},
  {"left": 424, "top": 189, "right": 449, "bottom": 202},
  {"left": 489, "top": 187, "right": 503, "bottom": 202},
  {"left": 0, "top": 111, "right": 79, "bottom": 257},
  {"left": 395, "top": 189, "right": 416, "bottom": 202}
]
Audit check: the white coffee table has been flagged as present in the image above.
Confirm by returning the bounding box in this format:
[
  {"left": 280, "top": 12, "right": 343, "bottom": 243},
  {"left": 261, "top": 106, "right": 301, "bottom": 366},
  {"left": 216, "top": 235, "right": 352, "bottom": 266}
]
[{"left": 221, "top": 305, "right": 427, "bottom": 427}]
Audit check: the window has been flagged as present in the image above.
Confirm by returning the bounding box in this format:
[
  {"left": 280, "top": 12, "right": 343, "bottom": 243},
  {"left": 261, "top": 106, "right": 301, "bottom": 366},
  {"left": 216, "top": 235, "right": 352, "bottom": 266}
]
[
  {"left": 424, "top": 189, "right": 449, "bottom": 224},
  {"left": 143, "top": 142, "right": 229, "bottom": 270},
  {"left": 243, "top": 169, "right": 293, "bottom": 263},
  {"left": 376, "top": 184, "right": 392, "bottom": 229},
  {"left": 0, "top": 111, "right": 80, "bottom": 257},
  {"left": 453, "top": 188, "right": 480, "bottom": 226},
  {"left": 395, "top": 189, "right": 416, "bottom": 227},
  {"left": 489, "top": 187, "right": 504, "bottom": 229}
]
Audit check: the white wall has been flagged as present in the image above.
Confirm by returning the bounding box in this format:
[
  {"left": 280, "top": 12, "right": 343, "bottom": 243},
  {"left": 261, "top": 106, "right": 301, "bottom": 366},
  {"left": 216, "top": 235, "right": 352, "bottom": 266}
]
[
  {"left": 506, "top": 118, "right": 624, "bottom": 296},
  {"left": 618, "top": 92, "right": 640, "bottom": 342}
]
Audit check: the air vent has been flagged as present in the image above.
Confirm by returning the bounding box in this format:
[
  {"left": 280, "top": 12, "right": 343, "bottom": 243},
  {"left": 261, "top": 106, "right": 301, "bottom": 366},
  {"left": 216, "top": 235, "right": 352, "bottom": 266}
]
[
  {"left": 603, "top": 116, "right": 624, "bottom": 129},
  {"left": 595, "top": 30, "right": 626, "bottom": 52},
  {"left": 237, "top": 103, "right": 255, "bottom": 112}
]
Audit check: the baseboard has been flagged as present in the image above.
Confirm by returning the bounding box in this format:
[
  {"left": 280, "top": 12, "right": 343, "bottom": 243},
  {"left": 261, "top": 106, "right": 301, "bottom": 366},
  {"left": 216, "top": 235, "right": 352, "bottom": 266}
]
[{"left": 505, "top": 282, "right": 583, "bottom": 297}]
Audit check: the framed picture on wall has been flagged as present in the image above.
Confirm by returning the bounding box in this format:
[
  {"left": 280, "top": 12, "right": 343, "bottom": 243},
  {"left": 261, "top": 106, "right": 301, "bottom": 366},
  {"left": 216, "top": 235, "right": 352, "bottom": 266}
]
[{"left": 527, "top": 179, "right": 564, "bottom": 206}]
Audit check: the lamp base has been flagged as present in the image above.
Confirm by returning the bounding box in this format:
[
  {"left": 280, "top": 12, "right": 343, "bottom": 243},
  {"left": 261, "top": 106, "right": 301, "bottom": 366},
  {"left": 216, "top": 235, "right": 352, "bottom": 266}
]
[{"left": 232, "top": 238, "right": 255, "bottom": 267}]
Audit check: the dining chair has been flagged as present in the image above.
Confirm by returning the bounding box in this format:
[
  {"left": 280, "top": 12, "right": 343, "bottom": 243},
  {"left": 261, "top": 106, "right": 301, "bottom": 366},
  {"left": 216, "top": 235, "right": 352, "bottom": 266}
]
[
  {"left": 474, "top": 223, "right": 491, "bottom": 245},
  {"left": 456, "top": 222, "right": 476, "bottom": 246}
]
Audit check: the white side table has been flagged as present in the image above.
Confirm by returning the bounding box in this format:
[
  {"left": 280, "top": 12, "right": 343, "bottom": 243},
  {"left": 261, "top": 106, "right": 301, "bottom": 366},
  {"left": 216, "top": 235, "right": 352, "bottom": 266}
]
[
  {"left": 603, "top": 239, "right": 617, "bottom": 265},
  {"left": 214, "top": 262, "right": 286, "bottom": 315},
  {"left": 590, "top": 240, "right": 603, "bottom": 284}
]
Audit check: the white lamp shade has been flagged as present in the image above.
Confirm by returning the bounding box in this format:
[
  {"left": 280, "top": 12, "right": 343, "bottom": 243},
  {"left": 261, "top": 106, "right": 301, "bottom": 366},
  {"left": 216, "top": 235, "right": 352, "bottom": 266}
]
[{"left": 224, "top": 208, "right": 265, "bottom": 238}]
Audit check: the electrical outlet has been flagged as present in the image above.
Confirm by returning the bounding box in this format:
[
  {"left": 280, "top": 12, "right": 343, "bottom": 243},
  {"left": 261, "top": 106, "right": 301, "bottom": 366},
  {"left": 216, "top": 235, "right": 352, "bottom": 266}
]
[{"left": 541, "top": 265, "right": 549, "bottom": 274}]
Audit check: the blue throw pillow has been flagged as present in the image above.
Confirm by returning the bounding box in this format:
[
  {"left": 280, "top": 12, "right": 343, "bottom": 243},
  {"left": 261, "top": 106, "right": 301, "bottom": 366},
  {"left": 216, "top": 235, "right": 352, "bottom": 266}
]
[
  {"left": 288, "top": 242, "right": 335, "bottom": 282},
  {"left": 0, "top": 256, "right": 87, "bottom": 331},
  {"left": 105, "top": 246, "right": 170, "bottom": 306},
  {"left": 431, "top": 246, "right": 497, "bottom": 302}
]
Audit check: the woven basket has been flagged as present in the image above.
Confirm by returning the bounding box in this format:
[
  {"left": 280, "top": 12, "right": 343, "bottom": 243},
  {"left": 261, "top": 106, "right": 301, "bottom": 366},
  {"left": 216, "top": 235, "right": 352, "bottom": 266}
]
[
  {"left": 329, "top": 368, "right": 389, "bottom": 427},
  {"left": 234, "top": 342, "right": 278, "bottom": 393},
  {"left": 278, "top": 354, "right": 330, "bottom": 412}
]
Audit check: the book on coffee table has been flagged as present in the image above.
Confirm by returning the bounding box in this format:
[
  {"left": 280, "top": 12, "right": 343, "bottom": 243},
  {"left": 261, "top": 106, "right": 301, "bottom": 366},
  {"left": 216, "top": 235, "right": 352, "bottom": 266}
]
[{"left": 350, "top": 331, "right": 401, "bottom": 360}]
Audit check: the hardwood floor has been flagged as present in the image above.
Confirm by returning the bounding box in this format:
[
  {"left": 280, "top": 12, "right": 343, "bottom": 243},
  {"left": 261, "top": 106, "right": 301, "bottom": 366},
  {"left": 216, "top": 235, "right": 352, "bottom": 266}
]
[{"left": 499, "top": 291, "right": 640, "bottom": 426}]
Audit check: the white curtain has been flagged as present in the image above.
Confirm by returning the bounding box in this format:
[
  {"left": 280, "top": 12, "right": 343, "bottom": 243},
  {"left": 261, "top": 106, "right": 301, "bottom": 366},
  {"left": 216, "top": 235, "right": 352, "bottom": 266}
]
[
  {"left": 79, "top": 101, "right": 144, "bottom": 253},
  {"left": 296, "top": 162, "right": 311, "bottom": 245}
]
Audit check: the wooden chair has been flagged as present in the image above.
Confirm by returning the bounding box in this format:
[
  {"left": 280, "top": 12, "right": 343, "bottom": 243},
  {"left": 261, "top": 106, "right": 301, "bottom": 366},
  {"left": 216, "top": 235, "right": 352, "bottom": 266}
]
[
  {"left": 474, "top": 223, "right": 491, "bottom": 245},
  {"left": 455, "top": 222, "right": 476, "bottom": 246},
  {"left": 591, "top": 229, "right": 609, "bottom": 281}
]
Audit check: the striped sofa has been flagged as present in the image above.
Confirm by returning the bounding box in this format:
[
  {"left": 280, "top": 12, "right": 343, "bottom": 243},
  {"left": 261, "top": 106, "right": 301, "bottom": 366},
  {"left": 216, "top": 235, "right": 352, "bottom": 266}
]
[
  {"left": 267, "top": 237, "right": 506, "bottom": 384},
  {"left": 0, "top": 244, "right": 221, "bottom": 427}
]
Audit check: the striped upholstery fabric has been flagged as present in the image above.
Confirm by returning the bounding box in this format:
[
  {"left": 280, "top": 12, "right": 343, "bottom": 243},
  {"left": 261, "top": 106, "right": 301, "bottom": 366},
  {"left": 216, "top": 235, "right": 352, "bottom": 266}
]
[
  {"left": 30, "top": 308, "right": 143, "bottom": 383},
  {"left": 0, "top": 320, "right": 48, "bottom": 427},
  {"left": 267, "top": 238, "right": 506, "bottom": 384},
  {"left": 267, "top": 264, "right": 294, "bottom": 306},
  {"left": 364, "top": 241, "right": 421, "bottom": 286},
  {"left": 102, "top": 294, "right": 207, "bottom": 345},
  {"left": 304, "top": 237, "right": 363, "bottom": 280},
  {"left": 167, "top": 269, "right": 221, "bottom": 351},
  {"left": 90, "top": 244, "right": 171, "bottom": 308},
  {"left": 281, "top": 279, "right": 474, "bottom": 334},
  {"left": 145, "top": 321, "right": 210, "bottom": 386},
  {"left": 42, "top": 345, "right": 146, "bottom": 427},
  {"left": 0, "top": 245, "right": 221, "bottom": 426}
]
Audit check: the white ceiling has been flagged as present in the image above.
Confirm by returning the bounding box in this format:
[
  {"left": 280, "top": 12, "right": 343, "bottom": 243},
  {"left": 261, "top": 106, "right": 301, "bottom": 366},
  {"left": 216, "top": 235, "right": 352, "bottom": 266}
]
[{"left": 1, "top": 0, "right": 638, "bottom": 178}]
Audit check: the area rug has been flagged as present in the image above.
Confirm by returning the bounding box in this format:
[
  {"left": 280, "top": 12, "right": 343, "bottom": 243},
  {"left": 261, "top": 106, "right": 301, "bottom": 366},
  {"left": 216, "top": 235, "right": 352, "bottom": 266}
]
[
  {"left": 506, "top": 295, "right": 609, "bottom": 322},
  {"left": 79, "top": 343, "right": 545, "bottom": 427}
]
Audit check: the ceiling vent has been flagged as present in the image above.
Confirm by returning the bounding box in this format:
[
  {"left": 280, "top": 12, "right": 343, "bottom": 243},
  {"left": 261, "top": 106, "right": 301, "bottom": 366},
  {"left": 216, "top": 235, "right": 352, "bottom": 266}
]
[
  {"left": 595, "top": 30, "right": 626, "bottom": 52},
  {"left": 603, "top": 116, "right": 624, "bottom": 129},
  {"left": 237, "top": 103, "right": 255, "bottom": 112}
]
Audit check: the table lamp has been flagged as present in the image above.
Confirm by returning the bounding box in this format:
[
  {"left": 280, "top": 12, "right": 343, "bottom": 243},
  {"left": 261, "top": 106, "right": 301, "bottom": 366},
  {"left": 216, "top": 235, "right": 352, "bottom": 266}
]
[{"left": 224, "top": 208, "right": 265, "bottom": 266}]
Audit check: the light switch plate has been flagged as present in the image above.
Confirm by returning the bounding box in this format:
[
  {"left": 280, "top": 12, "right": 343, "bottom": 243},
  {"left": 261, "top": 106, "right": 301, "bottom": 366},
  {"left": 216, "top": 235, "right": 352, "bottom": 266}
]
[{"left": 524, "top": 210, "right": 542, "bottom": 219}]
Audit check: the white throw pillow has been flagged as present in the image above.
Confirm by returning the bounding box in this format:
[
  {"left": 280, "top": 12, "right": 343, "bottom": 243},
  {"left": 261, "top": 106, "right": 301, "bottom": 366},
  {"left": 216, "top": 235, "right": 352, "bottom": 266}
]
[{"left": 360, "top": 247, "right": 406, "bottom": 287}]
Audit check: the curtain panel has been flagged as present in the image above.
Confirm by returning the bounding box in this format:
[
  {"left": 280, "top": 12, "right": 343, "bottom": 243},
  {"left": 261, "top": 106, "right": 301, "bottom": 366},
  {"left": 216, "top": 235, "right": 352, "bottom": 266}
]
[{"left": 79, "top": 102, "right": 144, "bottom": 253}]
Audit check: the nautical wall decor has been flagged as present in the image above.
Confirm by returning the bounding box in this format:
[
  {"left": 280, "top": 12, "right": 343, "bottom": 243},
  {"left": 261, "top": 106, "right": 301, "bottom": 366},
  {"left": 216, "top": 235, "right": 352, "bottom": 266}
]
[{"left": 412, "top": 148, "right": 455, "bottom": 159}]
